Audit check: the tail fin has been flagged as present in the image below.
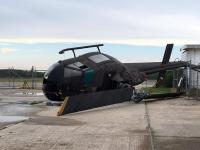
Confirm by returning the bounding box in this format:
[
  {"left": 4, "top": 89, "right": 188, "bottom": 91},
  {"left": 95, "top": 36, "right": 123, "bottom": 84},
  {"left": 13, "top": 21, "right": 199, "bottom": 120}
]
[{"left": 155, "top": 44, "right": 173, "bottom": 87}]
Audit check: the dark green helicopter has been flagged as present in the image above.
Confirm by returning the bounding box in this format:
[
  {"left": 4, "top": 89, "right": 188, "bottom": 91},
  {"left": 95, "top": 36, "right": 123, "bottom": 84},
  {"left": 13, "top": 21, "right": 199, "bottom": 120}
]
[{"left": 42, "top": 44, "right": 195, "bottom": 115}]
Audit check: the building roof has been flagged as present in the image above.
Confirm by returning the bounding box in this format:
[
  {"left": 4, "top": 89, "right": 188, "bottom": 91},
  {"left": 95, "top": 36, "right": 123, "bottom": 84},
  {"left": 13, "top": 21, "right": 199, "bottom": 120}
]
[{"left": 182, "top": 44, "right": 200, "bottom": 51}]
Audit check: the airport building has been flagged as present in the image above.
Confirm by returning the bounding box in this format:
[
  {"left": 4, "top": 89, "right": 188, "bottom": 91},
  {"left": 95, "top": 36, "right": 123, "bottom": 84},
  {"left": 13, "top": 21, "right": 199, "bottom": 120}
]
[{"left": 181, "top": 45, "right": 200, "bottom": 88}]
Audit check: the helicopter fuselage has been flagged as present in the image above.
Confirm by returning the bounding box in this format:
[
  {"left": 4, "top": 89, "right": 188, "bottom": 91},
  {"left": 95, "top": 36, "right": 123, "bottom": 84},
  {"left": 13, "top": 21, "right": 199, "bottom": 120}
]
[{"left": 42, "top": 52, "right": 145, "bottom": 101}]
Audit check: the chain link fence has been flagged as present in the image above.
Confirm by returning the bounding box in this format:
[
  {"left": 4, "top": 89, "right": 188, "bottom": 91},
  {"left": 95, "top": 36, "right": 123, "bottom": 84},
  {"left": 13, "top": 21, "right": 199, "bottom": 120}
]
[
  {"left": 187, "top": 69, "right": 200, "bottom": 100},
  {"left": 0, "top": 67, "right": 45, "bottom": 90}
]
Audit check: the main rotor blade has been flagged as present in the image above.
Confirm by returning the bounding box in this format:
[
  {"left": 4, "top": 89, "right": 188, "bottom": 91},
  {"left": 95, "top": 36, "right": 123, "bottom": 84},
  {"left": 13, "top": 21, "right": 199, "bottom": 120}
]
[{"left": 155, "top": 44, "right": 173, "bottom": 87}]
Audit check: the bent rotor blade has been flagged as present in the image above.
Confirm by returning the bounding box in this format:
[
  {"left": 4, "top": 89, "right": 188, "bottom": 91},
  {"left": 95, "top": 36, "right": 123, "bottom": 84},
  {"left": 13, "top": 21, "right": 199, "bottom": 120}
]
[{"left": 155, "top": 44, "right": 173, "bottom": 87}]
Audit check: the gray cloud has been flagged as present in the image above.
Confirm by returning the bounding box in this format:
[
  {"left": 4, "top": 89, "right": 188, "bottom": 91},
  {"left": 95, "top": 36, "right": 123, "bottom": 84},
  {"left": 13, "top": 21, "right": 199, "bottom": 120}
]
[{"left": 0, "top": 0, "right": 200, "bottom": 41}]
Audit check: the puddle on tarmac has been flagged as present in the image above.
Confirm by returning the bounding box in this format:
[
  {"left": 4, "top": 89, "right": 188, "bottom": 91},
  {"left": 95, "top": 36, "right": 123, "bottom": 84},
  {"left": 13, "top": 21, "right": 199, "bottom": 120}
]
[
  {"left": 0, "top": 116, "right": 29, "bottom": 123},
  {"left": 15, "top": 92, "right": 44, "bottom": 96},
  {"left": 0, "top": 104, "right": 44, "bottom": 116}
]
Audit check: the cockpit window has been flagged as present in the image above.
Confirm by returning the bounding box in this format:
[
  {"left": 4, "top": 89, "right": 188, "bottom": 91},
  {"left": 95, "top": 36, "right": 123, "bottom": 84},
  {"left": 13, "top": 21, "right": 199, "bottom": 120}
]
[
  {"left": 68, "top": 63, "right": 80, "bottom": 69},
  {"left": 68, "top": 62, "right": 88, "bottom": 70},
  {"left": 64, "top": 68, "right": 82, "bottom": 78},
  {"left": 89, "top": 54, "right": 110, "bottom": 63}
]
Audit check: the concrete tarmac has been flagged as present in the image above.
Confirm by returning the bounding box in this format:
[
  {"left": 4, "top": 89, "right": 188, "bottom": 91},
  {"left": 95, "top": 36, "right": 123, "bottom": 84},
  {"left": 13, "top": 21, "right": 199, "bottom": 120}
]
[{"left": 0, "top": 89, "right": 200, "bottom": 150}]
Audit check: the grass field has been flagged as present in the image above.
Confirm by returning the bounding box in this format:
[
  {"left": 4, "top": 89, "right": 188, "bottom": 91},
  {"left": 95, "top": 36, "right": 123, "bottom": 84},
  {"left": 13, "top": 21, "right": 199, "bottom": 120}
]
[
  {"left": 0, "top": 78, "right": 43, "bottom": 89},
  {"left": 141, "top": 87, "right": 175, "bottom": 94},
  {"left": 0, "top": 78, "right": 43, "bottom": 82}
]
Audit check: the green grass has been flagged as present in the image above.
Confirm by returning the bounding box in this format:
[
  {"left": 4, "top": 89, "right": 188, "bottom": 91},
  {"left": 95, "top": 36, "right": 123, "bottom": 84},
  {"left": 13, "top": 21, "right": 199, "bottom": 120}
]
[{"left": 141, "top": 87, "right": 175, "bottom": 94}]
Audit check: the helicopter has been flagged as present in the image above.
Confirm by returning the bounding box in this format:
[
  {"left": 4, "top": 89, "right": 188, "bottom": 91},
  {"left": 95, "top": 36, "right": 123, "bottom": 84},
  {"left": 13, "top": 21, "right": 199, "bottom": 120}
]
[{"left": 42, "top": 44, "right": 195, "bottom": 115}]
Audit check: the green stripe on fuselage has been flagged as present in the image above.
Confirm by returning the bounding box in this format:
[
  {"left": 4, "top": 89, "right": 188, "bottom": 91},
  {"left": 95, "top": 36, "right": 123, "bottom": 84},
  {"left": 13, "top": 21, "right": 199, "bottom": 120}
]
[{"left": 84, "top": 69, "right": 94, "bottom": 86}]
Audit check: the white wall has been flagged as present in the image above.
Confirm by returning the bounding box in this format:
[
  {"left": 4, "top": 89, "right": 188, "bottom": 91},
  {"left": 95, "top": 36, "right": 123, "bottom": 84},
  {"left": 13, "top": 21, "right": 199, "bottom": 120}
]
[
  {"left": 182, "top": 49, "right": 200, "bottom": 65},
  {"left": 181, "top": 49, "right": 200, "bottom": 88}
]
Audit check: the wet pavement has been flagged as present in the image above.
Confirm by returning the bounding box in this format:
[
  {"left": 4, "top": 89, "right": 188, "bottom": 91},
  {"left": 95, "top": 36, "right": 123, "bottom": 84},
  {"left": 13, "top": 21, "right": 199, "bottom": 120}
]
[
  {"left": 0, "top": 89, "right": 200, "bottom": 150},
  {"left": 0, "top": 89, "right": 47, "bottom": 129},
  {"left": 0, "top": 116, "right": 29, "bottom": 122}
]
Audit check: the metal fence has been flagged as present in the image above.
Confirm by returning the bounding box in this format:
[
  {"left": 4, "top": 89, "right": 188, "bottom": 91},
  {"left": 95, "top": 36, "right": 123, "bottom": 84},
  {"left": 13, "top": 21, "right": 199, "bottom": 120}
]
[
  {"left": 187, "top": 69, "right": 200, "bottom": 100},
  {"left": 136, "top": 67, "right": 200, "bottom": 100},
  {"left": 0, "top": 67, "right": 45, "bottom": 89}
]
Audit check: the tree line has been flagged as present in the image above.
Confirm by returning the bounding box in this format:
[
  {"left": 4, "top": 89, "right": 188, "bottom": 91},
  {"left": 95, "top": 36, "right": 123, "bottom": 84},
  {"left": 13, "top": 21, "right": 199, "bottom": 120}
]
[{"left": 0, "top": 69, "right": 44, "bottom": 78}]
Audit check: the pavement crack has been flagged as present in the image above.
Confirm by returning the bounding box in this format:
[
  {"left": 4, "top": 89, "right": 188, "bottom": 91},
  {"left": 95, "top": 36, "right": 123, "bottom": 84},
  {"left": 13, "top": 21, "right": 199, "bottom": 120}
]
[
  {"left": 0, "top": 120, "right": 26, "bottom": 131},
  {"left": 0, "top": 126, "right": 9, "bottom": 131},
  {"left": 145, "top": 101, "right": 155, "bottom": 150}
]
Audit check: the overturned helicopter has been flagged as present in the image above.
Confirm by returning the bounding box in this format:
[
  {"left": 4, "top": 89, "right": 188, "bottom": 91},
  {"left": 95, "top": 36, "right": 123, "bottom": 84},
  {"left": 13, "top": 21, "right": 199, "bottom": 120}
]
[{"left": 42, "top": 44, "right": 196, "bottom": 115}]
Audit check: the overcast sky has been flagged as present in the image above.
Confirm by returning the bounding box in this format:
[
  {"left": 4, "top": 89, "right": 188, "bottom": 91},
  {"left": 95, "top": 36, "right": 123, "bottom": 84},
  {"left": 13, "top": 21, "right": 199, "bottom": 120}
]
[{"left": 0, "top": 0, "right": 199, "bottom": 69}]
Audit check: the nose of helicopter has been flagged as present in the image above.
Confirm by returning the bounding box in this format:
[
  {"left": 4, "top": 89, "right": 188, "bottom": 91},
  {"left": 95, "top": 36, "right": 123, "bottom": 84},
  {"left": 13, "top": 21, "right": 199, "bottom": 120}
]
[
  {"left": 42, "top": 83, "right": 62, "bottom": 101},
  {"left": 42, "top": 62, "right": 64, "bottom": 101}
]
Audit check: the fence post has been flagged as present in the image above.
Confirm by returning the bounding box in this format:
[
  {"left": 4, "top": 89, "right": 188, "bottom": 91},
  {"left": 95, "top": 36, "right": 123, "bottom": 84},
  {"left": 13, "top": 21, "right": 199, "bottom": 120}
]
[
  {"left": 8, "top": 67, "right": 11, "bottom": 87},
  {"left": 185, "top": 67, "right": 188, "bottom": 98},
  {"left": 35, "top": 67, "right": 37, "bottom": 89},
  {"left": 31, "top": 66, "right": 35, "bottom": 89},
  {"left": 12, "top": 67, "right": 15, "bottom": 89},
  {"left": 197, "top": 71, "right": 199, "bottom": 100}
]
